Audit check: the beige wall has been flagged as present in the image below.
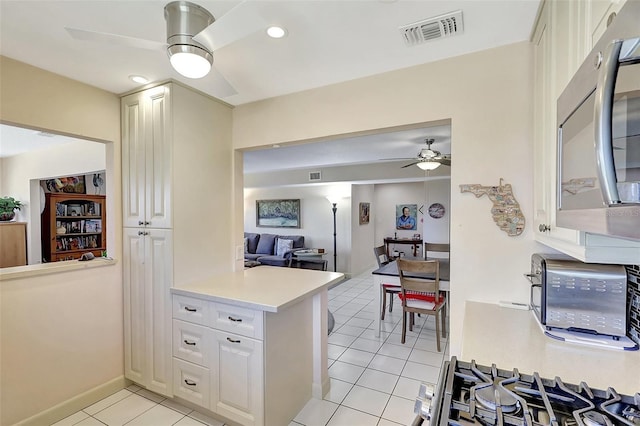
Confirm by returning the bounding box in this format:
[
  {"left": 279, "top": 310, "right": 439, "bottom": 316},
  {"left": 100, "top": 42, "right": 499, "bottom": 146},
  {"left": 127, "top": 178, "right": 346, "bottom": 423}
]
[
  {"left": 232, "top": 41, "right": 539, "bottom": 356},
  {"left": 0, "top": 56, "right": 122, "bottom": 425}
]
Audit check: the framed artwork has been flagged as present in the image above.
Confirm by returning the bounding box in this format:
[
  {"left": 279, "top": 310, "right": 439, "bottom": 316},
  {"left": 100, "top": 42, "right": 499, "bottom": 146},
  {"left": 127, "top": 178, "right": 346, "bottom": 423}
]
[
  {"left": 43, "top": 175, "right": 86, "bottom": 194},
  {"left": 256, "top": 199, "right": 301, "bottom": 228},
  {"left": 359, "top": 202, "right": 370, "bottom": 225},
  {"left": 396, "top": 204, "right": 417, "bottom": 230}
]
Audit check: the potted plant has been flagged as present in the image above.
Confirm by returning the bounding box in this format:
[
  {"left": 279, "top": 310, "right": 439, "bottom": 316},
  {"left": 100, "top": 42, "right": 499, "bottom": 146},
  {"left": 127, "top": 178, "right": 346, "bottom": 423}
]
[{"left": 0, "top": 196, "right": 23, "bottom": 221}]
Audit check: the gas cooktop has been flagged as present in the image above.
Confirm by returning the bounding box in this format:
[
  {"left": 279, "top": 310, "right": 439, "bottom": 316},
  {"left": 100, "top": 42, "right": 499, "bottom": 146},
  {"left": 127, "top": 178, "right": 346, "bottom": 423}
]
[{"left": 414, "top": 357, "right": 640, "bottom": 426}]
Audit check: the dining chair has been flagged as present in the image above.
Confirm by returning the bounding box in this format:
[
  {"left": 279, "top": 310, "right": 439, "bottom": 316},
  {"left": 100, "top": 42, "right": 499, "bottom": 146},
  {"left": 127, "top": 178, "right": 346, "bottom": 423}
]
[
  {"left": 424, "top": 242, "right": 450, "bottom": 259},
  {"left": 374, "top": 245, "right": 400, "bottom": 320},
  {"left": 397, "top": 259, "right": 447, "bottom": 351}
]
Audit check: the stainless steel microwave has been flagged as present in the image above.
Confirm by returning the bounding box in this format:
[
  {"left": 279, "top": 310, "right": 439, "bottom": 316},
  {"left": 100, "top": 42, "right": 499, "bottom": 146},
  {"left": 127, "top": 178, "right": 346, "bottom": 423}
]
[{"left": 556, "top": 1, "right": 640, "bottom": 240}]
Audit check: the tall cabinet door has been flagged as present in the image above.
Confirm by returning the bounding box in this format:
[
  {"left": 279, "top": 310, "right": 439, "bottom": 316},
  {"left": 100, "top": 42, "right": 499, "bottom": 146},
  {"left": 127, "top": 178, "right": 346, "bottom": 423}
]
[
  {"left": 122, "top": 94, "right": 146, "bottom": 228},
  {"left": 144, "top": 86, "right": 172, "bottom": 229},
  {"left": 123, "top": 228, "right": 174, "bottom": 396},
  {"left": 121, "top": 85, "right": 172, "bottom": 229},
  {"left": 123, "top": 228, "right": 146, "bottom": 384},
  {"left": 144, "top": 228, "right": 174, "bottom": 396}
]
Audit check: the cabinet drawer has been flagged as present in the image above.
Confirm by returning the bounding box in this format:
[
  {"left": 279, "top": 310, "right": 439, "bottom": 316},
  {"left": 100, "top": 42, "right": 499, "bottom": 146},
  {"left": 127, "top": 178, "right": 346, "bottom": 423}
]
[
  {"left": 173, "top": 320, "right": 210, "bottom": 367},
  {"left": 173, "top": 358, "right": 210, "bottom": 409},
  {"left": 211, "top": 303, "right": 264, "bottom": 340},
  {"left": 173, "top": 295, "right": 210, "bottom": 326}
]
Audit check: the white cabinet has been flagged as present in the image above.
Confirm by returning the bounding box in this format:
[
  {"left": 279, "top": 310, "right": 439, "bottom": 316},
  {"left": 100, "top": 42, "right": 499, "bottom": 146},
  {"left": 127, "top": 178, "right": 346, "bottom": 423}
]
[
  {"left": 171, "top": 296, "right": 264, "bottom": 426},
  {"left": 122, "top": 85, "right": 172, "bottom": 229},
  {"left": 122, "top": 82, "right": 234, "bottom": 397},
  {"left": 531, "top": 0, "right": 640, "bottom": 264},
  {"left": 123, "top": 228, "right": 173, "bottom": 396},
  {"left": 211, "top": 329, "right": 264, "bottom": 426}
]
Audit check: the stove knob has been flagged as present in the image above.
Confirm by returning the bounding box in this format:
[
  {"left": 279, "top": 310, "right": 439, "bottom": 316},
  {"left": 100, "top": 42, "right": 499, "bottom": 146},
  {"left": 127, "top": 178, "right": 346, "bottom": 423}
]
[
  {"left": 418, "top": 383, "right": 435, "bottom": 400},
  {"left": 414, "top": 397, "right": 432, "bottom": 420}
]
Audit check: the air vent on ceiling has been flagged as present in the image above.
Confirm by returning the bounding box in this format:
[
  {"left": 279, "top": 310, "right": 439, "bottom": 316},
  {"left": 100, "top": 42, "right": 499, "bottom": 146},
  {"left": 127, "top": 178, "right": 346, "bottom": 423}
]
[
  {"left": 399, "top": 10, "right": 464, "bottom": 47},
  {"left": 36, "top": 131, "right": 55, "bottom": 137},
  {"left": 309, "top": 171, "right": 322, "bottom": 181}
]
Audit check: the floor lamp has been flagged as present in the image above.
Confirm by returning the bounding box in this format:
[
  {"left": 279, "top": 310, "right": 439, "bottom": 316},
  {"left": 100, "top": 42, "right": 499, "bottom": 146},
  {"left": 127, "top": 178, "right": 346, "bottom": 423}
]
[{"left": 326, "top": 197, "right": 339, "bottom": 272}]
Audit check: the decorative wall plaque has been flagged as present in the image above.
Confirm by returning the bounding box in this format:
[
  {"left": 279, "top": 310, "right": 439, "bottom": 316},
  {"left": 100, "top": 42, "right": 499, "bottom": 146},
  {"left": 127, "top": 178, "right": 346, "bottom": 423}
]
[{"left": 459, "top": 178, "right": 525, "bottom": 236}]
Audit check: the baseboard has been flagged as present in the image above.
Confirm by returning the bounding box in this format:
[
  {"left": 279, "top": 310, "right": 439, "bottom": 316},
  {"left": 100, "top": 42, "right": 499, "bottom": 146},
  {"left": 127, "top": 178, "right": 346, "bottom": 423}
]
[{"left": 14, "top": 376, "right": 128, "bottom": 426}]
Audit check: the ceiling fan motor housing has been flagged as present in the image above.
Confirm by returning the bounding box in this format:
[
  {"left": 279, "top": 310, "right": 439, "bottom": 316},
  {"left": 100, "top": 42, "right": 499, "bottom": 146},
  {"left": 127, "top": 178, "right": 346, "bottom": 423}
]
[{"left": 164, "top": 1, "right": 214, "bottom": 59}]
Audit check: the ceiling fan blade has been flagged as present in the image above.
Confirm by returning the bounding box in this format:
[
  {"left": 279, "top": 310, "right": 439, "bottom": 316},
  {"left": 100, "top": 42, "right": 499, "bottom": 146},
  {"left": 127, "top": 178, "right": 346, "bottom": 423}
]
[
  {"left": 437, "top": 158, "right": 452, "bottom": 166},
  {"left": 65, "top": 27, "right": 166, "bottom": 52},
  {"left": 379, "top": 157, "right": 416, "bottom": 161},
  {"left": 193, "top": 1, "right": 267, "bottom": 52},
  {"left": 401, "top": 162, "right": 420, "bottom": 168},
  {"left": 210, "top": 67, "right": 238, "bottom": 98}
]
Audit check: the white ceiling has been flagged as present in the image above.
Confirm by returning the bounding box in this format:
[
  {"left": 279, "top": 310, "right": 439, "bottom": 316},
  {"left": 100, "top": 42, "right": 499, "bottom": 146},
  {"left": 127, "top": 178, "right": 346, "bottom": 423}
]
[{"left": 0, "top": 0, "right": 540, "bottom": 172}]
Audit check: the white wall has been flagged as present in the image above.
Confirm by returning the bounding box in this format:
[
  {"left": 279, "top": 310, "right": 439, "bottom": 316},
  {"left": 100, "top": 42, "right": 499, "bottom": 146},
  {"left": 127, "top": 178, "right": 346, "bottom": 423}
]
[
  {"left": 1, "top": 139, "right": 106, "bottom": 264},
  {"left": 0, "top": 56, "right": 122, "bottom": 426},
  {"left": 232, "top": 41, "right": 538, "bottom": 356}
]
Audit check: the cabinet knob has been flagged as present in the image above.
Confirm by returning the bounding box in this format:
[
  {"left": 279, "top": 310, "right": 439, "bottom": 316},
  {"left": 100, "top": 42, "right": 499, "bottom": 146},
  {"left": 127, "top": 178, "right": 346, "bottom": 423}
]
[
  {"left": 138, "top": 221, "right": 144, "bottom": 226},
  {"left": 538, "top": 224, "right": 551, "bottom": 233},
  {"left": 145, "top": 221, "right": 151, "bottom": 225}
]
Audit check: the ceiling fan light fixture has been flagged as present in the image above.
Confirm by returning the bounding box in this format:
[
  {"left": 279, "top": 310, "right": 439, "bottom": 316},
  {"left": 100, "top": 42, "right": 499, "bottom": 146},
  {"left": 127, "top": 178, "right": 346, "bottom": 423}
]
[
  {"left": 416, "top": 161, "right": 441, "bottom": 171},
  {"left": 165, "top": 1, "right": 215, "bottom": 79},
  {"left": 168, "top": 44, "right": 213, "bottom": 79}
]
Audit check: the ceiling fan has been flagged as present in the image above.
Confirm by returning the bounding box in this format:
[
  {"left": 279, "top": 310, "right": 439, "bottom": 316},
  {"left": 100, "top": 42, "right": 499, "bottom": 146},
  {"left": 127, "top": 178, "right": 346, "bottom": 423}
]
[
  {"left": 388, "top": 138, "right": 452, "bottom": 170},
  {"left": 64, "top": 1, "right": 268, "bottom": 97}
]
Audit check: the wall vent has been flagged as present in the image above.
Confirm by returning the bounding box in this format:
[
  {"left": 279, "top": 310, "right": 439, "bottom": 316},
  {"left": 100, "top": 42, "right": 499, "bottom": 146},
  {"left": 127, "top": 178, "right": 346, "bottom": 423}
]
[
  {"left": 399, "top": 10, "right": 463, "bottom": 47},
  {"left": 309, "top": 171, "right": 322, "bottom": 181}
]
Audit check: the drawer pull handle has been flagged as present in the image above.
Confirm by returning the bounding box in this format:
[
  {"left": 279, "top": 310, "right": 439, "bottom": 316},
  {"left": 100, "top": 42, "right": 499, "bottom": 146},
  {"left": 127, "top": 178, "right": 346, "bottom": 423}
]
[
  {"left": 184, "top": 307, "right": 197, "bottom": 312},
  {"left": 227, "top": 337, "right": 241, "bottom": 343},
  {"left": 228, "top": 316, "right": 242, "bottom": 322},
  {"left": 184, "top": 379, "right": 197, "bottom": 386},
  {"left": 184, "top": 340, "right": 196, "bottom": 346}
]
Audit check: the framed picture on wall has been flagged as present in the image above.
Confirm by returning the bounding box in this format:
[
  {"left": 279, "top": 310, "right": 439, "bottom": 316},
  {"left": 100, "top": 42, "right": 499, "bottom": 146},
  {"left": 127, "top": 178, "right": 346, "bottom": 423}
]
[
  {"left": 256, "top": 199, "right": 301, "bottom": 228},
  {"left": 359, "top": 202, "right": 370, "bottom": 225},
  {"left": 396, "top": 204, "right": 417, "bottom": 230}
]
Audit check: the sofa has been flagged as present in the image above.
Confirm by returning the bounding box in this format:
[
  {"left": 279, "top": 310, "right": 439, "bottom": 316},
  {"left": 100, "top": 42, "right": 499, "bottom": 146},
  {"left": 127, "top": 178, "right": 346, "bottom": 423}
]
[{"left": 244, "top": 232, "right": 305, "bottom": 267}]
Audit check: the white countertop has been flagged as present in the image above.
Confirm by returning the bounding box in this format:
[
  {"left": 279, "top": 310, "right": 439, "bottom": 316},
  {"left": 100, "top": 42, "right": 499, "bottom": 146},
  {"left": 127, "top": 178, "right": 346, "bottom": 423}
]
[
  {"left": 171, "top": 266, "right": 344, "bottom": 312},
  {"left": 461, "top": 301, "right": 640, "bottom": 395}
]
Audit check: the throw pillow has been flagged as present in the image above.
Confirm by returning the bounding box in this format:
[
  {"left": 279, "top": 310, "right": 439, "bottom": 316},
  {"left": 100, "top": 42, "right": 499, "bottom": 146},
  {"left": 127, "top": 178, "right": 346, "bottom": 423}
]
[
  {"left": 244, "top": 237, "right": 249, "bottom": 254},
  {"left": 276, "top": 238, "right": 293, "bottom": 257}
]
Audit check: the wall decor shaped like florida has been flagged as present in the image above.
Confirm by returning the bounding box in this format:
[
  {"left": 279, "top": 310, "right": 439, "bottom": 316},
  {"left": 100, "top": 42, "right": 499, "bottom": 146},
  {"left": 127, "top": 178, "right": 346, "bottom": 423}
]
[{"left": 460, "top": 178, "right": 525, "bottom": 236}]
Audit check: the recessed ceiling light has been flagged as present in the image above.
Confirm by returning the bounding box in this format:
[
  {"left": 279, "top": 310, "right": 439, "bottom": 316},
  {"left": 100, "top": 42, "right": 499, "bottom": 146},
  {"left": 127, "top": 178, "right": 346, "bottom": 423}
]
[
  {"left": 272, "top": 144, "right": 281, "bottom": 148},
  {"left": 266, "top": 26, "right": 287, "bottom": 39},
  {"left": 129, "top": 75, "right": 149, "bottom": 84}
]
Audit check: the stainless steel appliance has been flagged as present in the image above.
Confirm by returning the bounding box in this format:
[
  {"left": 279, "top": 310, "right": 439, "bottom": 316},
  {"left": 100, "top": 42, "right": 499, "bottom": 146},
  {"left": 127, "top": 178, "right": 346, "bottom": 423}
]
[
  {"left": 526, "top": 253, "right": 627, "bottom": 337},
  {"left": 556, "top": 1, "right": 640, "bottom": 240},
  {"left": 413, "top": 357, "right": 640, "bottom": 426}
]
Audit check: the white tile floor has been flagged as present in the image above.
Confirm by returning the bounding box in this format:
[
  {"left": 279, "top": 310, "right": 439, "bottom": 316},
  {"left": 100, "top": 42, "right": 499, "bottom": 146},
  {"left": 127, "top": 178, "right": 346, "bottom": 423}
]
[{"left": 52, "top": 268, "right": 449, "bottom": 426}]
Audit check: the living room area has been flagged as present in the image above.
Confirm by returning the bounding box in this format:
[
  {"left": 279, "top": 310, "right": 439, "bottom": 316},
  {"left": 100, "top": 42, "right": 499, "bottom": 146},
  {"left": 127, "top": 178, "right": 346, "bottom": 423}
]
[{"left": 242, "top": 129, "right": 452, "bottom": 278}]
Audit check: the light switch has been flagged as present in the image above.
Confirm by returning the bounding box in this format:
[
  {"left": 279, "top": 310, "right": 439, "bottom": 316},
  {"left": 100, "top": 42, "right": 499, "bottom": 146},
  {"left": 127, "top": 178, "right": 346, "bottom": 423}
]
[{"left": 235, "top": 245, "right": 244, "bottom": 261}]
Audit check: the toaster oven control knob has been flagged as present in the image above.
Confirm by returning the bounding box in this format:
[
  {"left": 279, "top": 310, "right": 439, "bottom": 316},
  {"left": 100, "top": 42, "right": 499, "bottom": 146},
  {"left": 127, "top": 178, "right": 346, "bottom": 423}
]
[
  {"left": 538, "top": 223, "right": 551, "bottom": 233},
  {"left": 593, "top": 51, "right": 603, "bottom": 69}
]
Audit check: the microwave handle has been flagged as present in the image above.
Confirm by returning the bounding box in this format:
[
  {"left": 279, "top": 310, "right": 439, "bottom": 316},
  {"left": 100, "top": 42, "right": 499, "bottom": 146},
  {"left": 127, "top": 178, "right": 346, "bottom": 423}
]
[{"left": 594, "top": 39, "right": 623, "bottom": 205}]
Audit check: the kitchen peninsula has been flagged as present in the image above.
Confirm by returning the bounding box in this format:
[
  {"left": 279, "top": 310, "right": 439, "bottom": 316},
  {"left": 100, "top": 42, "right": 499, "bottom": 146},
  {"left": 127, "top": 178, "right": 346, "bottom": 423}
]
[{"left": 170, "top": 266, "right": 343, "bottom": 426}]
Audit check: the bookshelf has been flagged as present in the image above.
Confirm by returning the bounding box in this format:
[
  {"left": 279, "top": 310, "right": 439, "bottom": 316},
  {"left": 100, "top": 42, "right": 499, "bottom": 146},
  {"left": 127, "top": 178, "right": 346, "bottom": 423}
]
[{"left": 41, "top": 193, "right": 106, "bottom": 262}]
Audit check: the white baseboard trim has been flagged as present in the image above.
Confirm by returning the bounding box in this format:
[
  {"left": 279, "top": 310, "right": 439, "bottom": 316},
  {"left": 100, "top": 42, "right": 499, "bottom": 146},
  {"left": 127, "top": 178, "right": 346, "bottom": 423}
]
[{"left": 14, "top": 376, "right": 128, "bottom": 426}]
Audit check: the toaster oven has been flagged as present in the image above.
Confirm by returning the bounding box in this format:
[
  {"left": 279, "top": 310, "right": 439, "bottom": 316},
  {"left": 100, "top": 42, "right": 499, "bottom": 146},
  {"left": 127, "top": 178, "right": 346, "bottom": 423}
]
[{"left": 527, "top": 253, "right": 628, "bottom": 337}]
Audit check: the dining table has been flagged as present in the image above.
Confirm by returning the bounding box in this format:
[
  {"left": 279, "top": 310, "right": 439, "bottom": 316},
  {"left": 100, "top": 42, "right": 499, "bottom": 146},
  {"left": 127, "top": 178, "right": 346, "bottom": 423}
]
[{"left": 371, "top": 257, "right": 450, "bottom": 337}]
